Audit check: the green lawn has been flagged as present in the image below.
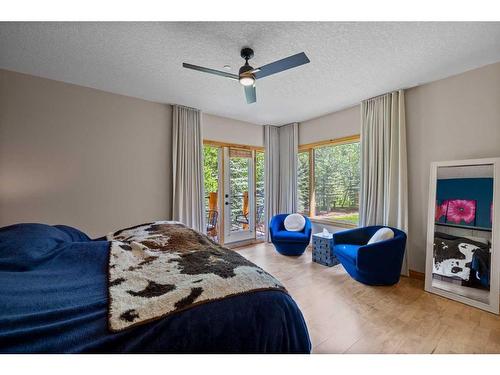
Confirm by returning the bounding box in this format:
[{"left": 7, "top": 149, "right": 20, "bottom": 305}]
[
  {"left": 336, "top": 213, "right": 359, "bottom": 224},
  {"left": 319, "top": 212, "right": 359, "bottom": 225}
]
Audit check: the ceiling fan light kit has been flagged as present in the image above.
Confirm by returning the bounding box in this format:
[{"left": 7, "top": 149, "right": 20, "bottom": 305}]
[
  {"left": 183, "top": 47, "right": 310, "bottom": 104},
  {"left": 239, "top": 76, "right": 255, "bottom": 87},
  {"left": 238, "top": 48, "right": 256, "bottom": 87}
]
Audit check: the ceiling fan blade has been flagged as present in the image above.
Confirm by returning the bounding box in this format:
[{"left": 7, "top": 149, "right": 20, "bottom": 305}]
[
  {"left": 183, "top": 63, "right": 239, "bottom": 80},
  {"left": 244, "top": 85, "right": 256, "bottom": 104},
  {"left": 253, "top": 52, "right": 310, "bottom": 79}
]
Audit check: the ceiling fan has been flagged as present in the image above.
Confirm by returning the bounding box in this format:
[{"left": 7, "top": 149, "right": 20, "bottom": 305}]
[{"left": 182, "top": 48, "right": 310, "bottom": 104}]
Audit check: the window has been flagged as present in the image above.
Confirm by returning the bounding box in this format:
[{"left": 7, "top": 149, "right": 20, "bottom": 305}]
[
  {"left": 255, "top": 151, "right": 265, "bottom": 239},
  {"left": 203, "top": 144, "right": 221, "bottom": 241},
  {"left": 203, "top": 144, "right": 220, "bottom": 213},
  {"left": 298, "top": 136, "right": 360, "bottom": 226},
  {"left": 228, "top": 148, "right": 253, "bottom": 233},
  {"left": 297, "top": 151, "right": 310, "bottom": 216}
]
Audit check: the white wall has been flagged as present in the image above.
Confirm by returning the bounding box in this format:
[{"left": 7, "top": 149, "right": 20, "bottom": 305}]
[
  {"left": 202, "top": 113, "right": 263, "bottom": 146},
  {"left": 0, "top": 69, "right": 172, "bottom": 237}
]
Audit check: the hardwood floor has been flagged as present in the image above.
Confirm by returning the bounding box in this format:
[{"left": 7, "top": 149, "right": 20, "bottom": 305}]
[{"left": 236, "top": 243, "right": 500, "bottom": 354}]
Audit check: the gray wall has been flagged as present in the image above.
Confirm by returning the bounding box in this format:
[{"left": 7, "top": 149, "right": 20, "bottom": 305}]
[
  {"left": 298, "top": 105, "right": 360, "bottom": 145},
  {"left": 406, "top": 62, "right": 500, "bottom": 272},
  {"left": 298, "top": 61, "right": 500, "bottom": 272},
  {"left": 0, "top": 69, "right": 172, "bottom": 237},
  {"left": 202, "top": 113, "right": 263, "bottom": 146},
  {"left": 2, "top": 61, "right": 500, "bottom": 268}
]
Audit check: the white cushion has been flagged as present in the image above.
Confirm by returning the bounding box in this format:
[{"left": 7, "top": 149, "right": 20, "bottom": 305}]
[
  {"left": 284, "top": 214, "right": 306, "bottom": 232},
  {"left": 367, "top": 227, "right": 394, "bottom": 244}
]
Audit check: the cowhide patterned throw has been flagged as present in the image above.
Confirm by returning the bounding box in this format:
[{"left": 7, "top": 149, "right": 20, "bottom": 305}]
[
  {"left": 106, "top": 221, "right": 286, "bottom": 332},
  {"left": 433, "top": 232, "right": 489, "bottom": 281}
]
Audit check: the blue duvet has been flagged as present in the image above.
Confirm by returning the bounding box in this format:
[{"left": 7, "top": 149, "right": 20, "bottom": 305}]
[{"left": 0, "top": 223, "right": 310, "bottom": 353}]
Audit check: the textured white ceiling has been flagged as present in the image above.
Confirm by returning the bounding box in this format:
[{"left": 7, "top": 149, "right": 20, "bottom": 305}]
[{"left": 1, "top": 22, "right": 500, "bottom": 125}]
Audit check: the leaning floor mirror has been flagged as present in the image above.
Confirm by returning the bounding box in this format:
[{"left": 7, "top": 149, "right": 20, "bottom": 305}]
[{"left": 425, "top": 158, "right": 500, "bottom": 314}]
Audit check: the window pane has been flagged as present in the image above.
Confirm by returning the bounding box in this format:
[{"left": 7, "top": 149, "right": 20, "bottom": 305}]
[
  {"left": 229, "top": 154, "right": 250, "bottom": 232},
  {"left": 255, "top": 151, "right": 265, "bottom": 240},
  {"left": 203, "top": 145, "right": 219, "bottom": 211},
  {"left": 203, "top": 145, "right": 220, "bottom": 241},
  {"left": 313, "top": 142, "right": 360, "bottom": 224},
  {"left": 297, "top": 151, "right": 310, "bottom": 216}
]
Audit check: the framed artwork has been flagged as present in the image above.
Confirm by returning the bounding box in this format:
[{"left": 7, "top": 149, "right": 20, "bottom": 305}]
[{"left": 444, "top": 199, "right": 477, "bottom": 226}]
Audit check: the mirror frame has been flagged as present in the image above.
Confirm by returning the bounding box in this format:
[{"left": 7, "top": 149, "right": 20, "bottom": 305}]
[{"left": 425, "top": 157, "right": 500, "bottom": 314}]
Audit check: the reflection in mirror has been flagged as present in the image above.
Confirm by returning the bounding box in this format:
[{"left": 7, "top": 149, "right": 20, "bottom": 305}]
[{"left": 432, "top": 164, "right": 493, "bottom": 304}]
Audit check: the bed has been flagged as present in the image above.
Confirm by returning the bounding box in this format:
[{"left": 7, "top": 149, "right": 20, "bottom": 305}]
[
  {"left": 0, "top": 223, "right": 311, "bottom": 353},
  {"left": 433, "top": 231, "right": 491, "bottom": 289}
]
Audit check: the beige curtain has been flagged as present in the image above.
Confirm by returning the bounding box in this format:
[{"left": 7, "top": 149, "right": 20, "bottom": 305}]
[
  {"left": 171, "top": 105, "right": 205, "bottom": 232},
  {"left": 278, "top": 123, "right": 298, "bottom": 214},
  {"left": 264, "top": 125, "right": 280, "bottom": 241},
  {"left": 359, "top": 90, "right": 409, "bottom": 275},
  {"left": 264, "top": 123, "right": 298, "bottom": 241}
]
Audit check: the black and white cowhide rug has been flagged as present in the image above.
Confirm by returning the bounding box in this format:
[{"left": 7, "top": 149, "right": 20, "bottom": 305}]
[{"left": 106, "top": 221, "right": 286, "bottom": 332}]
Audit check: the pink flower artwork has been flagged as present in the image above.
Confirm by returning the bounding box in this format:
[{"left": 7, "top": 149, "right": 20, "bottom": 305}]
[
  {"left": 446, "top": 199, "right": 476, "bottom": 224},
  {"left": 435, "top": 200, "right": 448, "bottom": 222}
]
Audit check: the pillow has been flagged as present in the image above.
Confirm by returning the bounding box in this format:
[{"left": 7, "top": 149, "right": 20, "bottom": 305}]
[
  {"left": 54, "top": 225, "right": 91, "bottom": 242},
  {"left": 0, "top": 223, "right": 89, "bottom": 271},
  {"left": 284, "top": 214, "right": 306, "bottom": 232},
  {"left": 367, "top": 227, "right": 394, "bottom": 244}
]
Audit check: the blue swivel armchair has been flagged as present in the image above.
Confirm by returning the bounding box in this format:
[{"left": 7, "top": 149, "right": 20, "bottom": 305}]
[
  {"left": 332, "top": 226, "right": 407, "bottom": 285},
  {"left": 269, "top": 214, "right": 312, "bottom": 256}
]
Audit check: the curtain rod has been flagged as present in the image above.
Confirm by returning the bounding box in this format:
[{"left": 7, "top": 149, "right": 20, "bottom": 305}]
[
  {"left": 173, "top": 104, "right": 200, "bottom": 112},
  {"left": 289, "top": 85, "right": 415, "bottom": 125},
  {"left": 364, "top": 89, "right": 404, "bottom": 102}
]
